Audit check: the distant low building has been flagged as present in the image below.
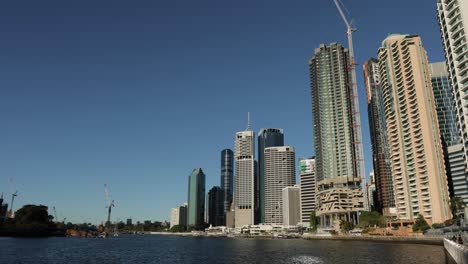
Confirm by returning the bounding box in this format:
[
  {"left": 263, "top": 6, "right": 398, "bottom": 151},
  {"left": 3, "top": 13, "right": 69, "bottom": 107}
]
[{"left": 126, "top": 218, "right": 132, "bottom": 226}]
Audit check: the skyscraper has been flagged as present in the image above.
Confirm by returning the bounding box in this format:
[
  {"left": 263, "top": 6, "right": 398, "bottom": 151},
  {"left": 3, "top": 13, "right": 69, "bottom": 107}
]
[
  {"left": 309, "top": 43, "right": 365, "bottom": 228},
  {"left": 378, "top": 34, "right": 451, "bottom": 224},
  {"left": 429, "top": 62, "right": 468, "bottom": 203},
  {"left": 299, "top": 157, "right": 317, "bottom": 225},
  {"left": 187, "top": 168, "right": 206, "bottom": 228},
  {"left": 170, "top": 204, "right": 187, "bottom": 228},
  {"left": 282, "top": 185, "right": 301, "bottom": 226},
  {"left": 258, "top": 128, "right": 284, "bottom": 223},
  {"left": 264, "top": 146, "right": 295, "bottom": 225},
  {"left": 437, "top": 0, "right": 468, "bottom": 178},
  {"left": 220, "top": 149, "right": 234, "bottom": 217},
  {"left": 208, "top": 186, "right": 225, "bottom": 226},
  {"left": 234, "top": 128, "right": 255, "bottom": 227},
  {"left": 364, "top": 58, "right": 395, "bottom": 216}
]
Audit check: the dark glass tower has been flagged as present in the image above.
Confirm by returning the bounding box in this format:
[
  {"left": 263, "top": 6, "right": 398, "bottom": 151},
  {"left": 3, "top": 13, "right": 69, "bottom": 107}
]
[
  {"left": 258, "top": 128, "right": 284, "bottom": 224},
  {"left": 187, "top": 168, "right": 205, "bottom": 229},
  {"left": 220, "top": 149, "right": 234, "bottom": 217},
  {"left": 208, "top": 186, "right": 225, "bottom": 227}
]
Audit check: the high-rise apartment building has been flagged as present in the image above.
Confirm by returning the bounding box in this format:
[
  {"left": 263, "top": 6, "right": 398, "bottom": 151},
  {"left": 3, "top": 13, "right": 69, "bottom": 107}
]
[
  {"left": 208, "top": 186, "right": 225, "bottom": 227},
  {"left": 258, "top": 128, "right": 284, "bottom": 223},
  {"left": 437, "top": 0, "right": 468, "bottom": 178},
  {"left": 170, "top": 204, "right": 187, "bottom": 228},
  {"left": 264, "top": 146, "right": 295, "bottom": 225},
  {"left": 234, "top": 129, "right": 255, "bottom": 227},
  {"left": 378, "top": 34, "right": 451, "bottom": 224},
  {"left": 364, "top": 58, "right": 396, "bottom": 216},
  {"left": 221, "top": 149, "right": 234, "bottom": 216},
  {"left": 187, "top": 168, "right": 206, "bottom": 228},
  {"left": 299, "top": 157, "right": 317, "bottom": 225},
  {"left": 430, "top": 62, "right": 468, "bottom": 203},
  {"left": 309, "top": 43, "right": 365, "bottom": 228},
  {"left": 282, "top": 185, "right": 301, "bottom": 226}
]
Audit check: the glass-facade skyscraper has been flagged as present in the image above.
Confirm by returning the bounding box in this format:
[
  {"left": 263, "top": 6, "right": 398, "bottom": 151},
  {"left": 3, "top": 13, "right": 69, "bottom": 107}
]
[
  {"left": 258, "top": 128, "right": 284, "bottom": 224},
  {"left": 187, "top": 168, "right": 206, "bottom": 229},
  {"left": 364, "top": 58, "right": 395, "bottom": 216},
  {"left": 208, "top": 186, "right": 225, "bottom": 227},
  {"left": 220, "top": 149, "right": 234, "bottom": 217},
  {"left": 310, "top": 43, "right": 365, "bottom": 227}
]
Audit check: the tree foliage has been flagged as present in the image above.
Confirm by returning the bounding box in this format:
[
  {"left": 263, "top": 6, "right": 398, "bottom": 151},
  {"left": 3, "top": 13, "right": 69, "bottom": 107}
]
[
  {"left": 358, "top": 211, "right": 385, "bottom": 228},
  {"left": 412, "top": 215, "right": 430, "bottom": 232},
  {"left": 309, "top": 211, "right": 317, "bottom": 232},
  {"left": 14, "top": 205, "right": 50, "bottom": 225},
  {"left": 450, "top": 196, "right": 466, "bottom": 219},
  {"left": 170, "top": 225, "right": 187, "bottom": 233},
  {"left": 340, "top": 220, "right": 354, "bottom": 233}
]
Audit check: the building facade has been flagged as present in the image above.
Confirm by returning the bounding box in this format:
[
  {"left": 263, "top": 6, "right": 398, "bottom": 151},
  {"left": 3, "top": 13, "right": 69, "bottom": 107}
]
[
  {"left": 282, "top": 185, "right": 301, "bottom": 226},
  {"left": 378, "top": 34, "right": 451, "bottom": 224},
  {"left": 437, "top": 0, "right": 468, "bottom": 179},
  {"left": 264, "top": 146, "right": 296, "bottom": 224},
  {"left": 234, "top": 130, "right": 255, "bottom": 227},
  {"left": 430, "top": 62, "right": 468, "bottom": 203},
  {"left": 364, "top": 58, "right": 396, "bottom": 216},
  {"left": 208, "top": 186, "right": 225, "bottom": 226},
  {"left": 299, "top": 157, "right": 317, "bottom": 225},
  {"left": 258, "top": 128, "right": 284, "bottom": 223},
  {"left": 309, "top": 43, "right": 365, "bottom": 228},
  {"left": 221, "top": 149, "right": 234, "bottom": 217},
  {"left": 187, "top": 168, "right": 206, "bottom": 228},
  {"left": 170, "top": 204, "right": 187, "bottom": 228}
]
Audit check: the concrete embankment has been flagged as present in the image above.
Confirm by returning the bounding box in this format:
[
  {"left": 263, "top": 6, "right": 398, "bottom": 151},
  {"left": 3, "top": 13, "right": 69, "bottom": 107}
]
[
  {"left": 302, "top": 234, "right": 443, "bottom": 245},
  {"left": 444, "top": 238, "right": 468, "bottom": 264}
]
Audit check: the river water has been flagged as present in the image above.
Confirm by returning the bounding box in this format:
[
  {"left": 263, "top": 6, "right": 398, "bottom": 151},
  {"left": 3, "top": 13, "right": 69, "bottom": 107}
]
[{"left": 0, "top": 235, "right": 448, "bottom": 264}]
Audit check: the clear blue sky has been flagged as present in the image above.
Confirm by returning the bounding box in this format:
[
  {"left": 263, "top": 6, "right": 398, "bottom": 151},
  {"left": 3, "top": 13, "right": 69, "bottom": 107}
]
[{"left": 0, "top": 0, "right": 444, "bottom": 224}]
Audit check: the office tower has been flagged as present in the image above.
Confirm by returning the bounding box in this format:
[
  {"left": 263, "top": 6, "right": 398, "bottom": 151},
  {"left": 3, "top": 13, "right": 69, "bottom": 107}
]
[
  {"left": 430, "top": 62, "right": 468, "bottom": 203},
  {"left": 437, "top": 0, "right": 468, "bottom": 178},
  {"left": 170, "top": 204, "right": 188, "bottom": 228},
  {"left": 220, "top": 149, "right": 234, "bottom": 218},
  {"left": 126, "top": 218, "right": 132, "bottom": 226},
  {"left": 309, "top": 43, "right": 365, "bottom": 227},
  {"left": 378, "top": 34, "right": 451, "bottom": 224},
  {"left": 299, "top": 157, "right": 317, "bottom": 225},
  {"left": 187, "top": 168, "right": 206, "bottom": 228},
  {"left": 258, "top": 128, "right": 284, "bottom": 223},
  {"left": 282, "top": 185, "right": 301, "bottom": 226},
  {"left": 364, "top": 58, "right": 396, "bottom": 216},
  {"left": 264, "top": 146, "right": 295, "bottom": 224},
  {"left": 208, "top": 186, "right": 225, "bottom": 226},
  {"left": 234, "top": 127, "right": 255, "bottom": 227}
]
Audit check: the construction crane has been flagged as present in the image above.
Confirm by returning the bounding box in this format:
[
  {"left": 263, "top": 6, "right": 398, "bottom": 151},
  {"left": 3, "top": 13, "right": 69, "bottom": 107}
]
[
  {"left": 52, "top": 206, "right": 58, "bottom": 223},
  {"left": 8, "top": 191, "right": 18, "bottom": 218},
  {"left": 104, "top": 184, "right": 115, "bottom": 229},
  {"left": 332, "top": 0, "right": 368, "bottom": 211}
]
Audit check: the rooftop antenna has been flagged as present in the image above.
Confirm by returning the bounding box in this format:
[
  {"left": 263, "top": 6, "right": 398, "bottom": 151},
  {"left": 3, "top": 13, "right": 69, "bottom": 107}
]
[{"left": 246, "top": 112, "right": 251, "bottom": 131}]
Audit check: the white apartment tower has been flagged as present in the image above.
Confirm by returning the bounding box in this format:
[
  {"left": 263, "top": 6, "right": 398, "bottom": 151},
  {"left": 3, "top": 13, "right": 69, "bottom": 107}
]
[
  {"left": 264, "top": 146, "right": 296, "bottom": 224},
  {"left": 282, "top": 185, "right": 301, "bottom": 226},
  {"left": 234, "top": 129, "right": 255, "bottom": 227},
  {"left": 437, "top": 0, "right": 468, "bottom": 177},
  {"left": 299, "top": 158, "right": 317, "bottom": 225}
]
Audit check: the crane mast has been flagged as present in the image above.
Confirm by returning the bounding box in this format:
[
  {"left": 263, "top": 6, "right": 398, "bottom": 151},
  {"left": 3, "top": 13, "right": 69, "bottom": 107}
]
[
  {"left": 332, "top": 0, "right": 368, "bottom": 211},
  {"left": 104, "top": 184, "right": 115, "bottom": 229}
]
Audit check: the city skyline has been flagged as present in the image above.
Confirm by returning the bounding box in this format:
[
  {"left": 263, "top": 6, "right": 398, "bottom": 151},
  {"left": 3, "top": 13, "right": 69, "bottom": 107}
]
[{"left": 0, "top": 0, "right": 446, "bottom": 224}]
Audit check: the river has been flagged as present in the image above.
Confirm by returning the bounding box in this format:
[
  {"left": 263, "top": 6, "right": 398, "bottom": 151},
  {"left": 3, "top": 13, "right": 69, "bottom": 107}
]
[{"left": 0, "top": 235, "right": 449, "bottom": 263}]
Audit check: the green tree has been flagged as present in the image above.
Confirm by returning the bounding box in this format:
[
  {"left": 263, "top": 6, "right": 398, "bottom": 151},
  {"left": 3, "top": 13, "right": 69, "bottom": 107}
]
[
  {"left": 170, "top": 225, "right": 187, "bottom": 233},
  {"left": 412, "top": 215, "right": 430, "bottom": 232},
  {"left": 340, "top": 220, "right": 354, "bottom": 233},
  {"left": 450, "top": 196, "right": 466, "bottom": 219},
  {"left": 358, "top": 211, "right": 385, "bottom": 228},
  {"left": 309, "top": 210, "right": 317, "bottom": 232},
  {"left": 14, "top": 205, "right": 50, "bottom": 225}
]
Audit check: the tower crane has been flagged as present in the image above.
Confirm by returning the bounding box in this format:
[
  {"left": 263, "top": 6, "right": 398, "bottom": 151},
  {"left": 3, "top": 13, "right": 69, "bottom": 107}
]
[
  {"left": 104, "top": 184, "right": 115, "bottom": 229},
  {"left": 53, "top": 206, "right": 58, "bottom": 223},
  {"left": 332, "top": 0, "right": 369, "bottom": 211},
  {"left": 8, "top": 191, "right": 18, "bottom": 218}
]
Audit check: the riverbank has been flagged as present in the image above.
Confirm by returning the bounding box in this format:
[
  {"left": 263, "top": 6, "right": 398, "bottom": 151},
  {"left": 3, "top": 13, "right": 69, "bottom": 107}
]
[{"left": 152, "top": 231, "right": 444, "bottom": 245}]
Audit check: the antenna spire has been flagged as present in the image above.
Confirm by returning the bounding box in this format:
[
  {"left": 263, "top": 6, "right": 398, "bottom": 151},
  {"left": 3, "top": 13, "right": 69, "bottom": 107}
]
[{"left": 247, "top": 112, "right": 251, "bottom": 131}]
